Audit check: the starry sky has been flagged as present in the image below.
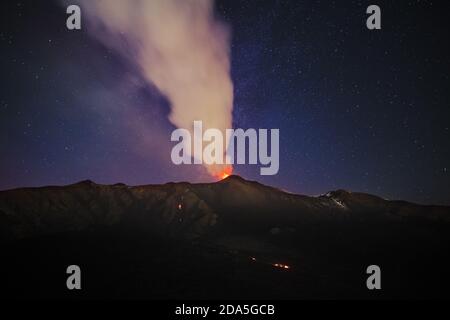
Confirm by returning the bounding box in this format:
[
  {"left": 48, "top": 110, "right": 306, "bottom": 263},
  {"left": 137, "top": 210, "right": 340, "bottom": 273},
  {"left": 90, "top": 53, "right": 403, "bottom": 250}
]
[{"left": 1, "top": 0, "right": 449, "bottom": 205}]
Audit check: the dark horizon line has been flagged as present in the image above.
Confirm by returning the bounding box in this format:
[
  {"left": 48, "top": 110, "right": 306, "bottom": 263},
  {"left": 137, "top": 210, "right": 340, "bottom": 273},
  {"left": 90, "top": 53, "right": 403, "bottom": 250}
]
[{"left": 1, "top": 174, "right": 449, "bottom": 208}]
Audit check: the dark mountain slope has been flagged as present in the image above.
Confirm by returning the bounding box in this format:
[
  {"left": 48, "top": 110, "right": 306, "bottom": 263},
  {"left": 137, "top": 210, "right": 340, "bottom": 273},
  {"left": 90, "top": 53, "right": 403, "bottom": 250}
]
[
  {"left": 1, "top": 175, "right": 448, "bottom": 241},
  {"left": 1, "top": 176, "right": 449, "bottom": 299}
]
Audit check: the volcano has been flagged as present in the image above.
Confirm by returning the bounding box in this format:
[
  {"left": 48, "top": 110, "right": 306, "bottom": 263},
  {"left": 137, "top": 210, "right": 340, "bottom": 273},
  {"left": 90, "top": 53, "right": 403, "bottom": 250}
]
[{"left": 1, "top": 175, "right": 450, "bottom": 299}]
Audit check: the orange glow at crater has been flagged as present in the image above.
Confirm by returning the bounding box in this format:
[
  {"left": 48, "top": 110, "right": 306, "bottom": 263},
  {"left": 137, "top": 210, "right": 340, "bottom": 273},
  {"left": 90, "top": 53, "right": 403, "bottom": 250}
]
[{"left": 215, "top": 166, "right": 233, "bottom": 180}]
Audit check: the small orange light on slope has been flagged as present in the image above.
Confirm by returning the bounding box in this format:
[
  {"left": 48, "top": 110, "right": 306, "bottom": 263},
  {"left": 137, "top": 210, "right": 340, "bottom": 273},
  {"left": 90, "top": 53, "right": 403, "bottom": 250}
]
[{"left": 273, "top": 263, "right": 290, "bottom": 270}]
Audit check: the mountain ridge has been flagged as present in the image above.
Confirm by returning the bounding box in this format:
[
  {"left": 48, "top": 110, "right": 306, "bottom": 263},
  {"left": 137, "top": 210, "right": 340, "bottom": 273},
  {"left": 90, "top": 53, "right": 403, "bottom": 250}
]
[
  {"left": 1, "top": 174, "right": 440, "bottom": 207},
  {"left": 1, "top": 175, "right": 450, "bottom": 299},
  {"left": 0, "top": 175, "right": 449, "bottom": 243}
]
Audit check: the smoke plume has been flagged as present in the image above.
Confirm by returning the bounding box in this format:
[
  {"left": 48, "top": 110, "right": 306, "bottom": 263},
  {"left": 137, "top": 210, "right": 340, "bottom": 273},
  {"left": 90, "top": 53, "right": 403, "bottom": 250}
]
[{"left": 76, "top": 0, "right": 234, "bottom": 177}]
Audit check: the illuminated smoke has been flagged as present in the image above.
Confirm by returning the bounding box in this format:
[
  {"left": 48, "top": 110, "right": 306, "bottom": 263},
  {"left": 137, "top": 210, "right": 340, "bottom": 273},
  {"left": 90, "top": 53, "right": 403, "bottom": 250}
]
[{"left": 76, "top": 0, "right": 234, "bottom": 177}]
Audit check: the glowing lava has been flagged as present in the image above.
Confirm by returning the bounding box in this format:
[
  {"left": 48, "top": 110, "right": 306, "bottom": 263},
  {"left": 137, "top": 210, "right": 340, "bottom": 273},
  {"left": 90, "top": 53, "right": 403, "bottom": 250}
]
[{"left": 215, "top": 166, "right": 233, "bottom": 180}]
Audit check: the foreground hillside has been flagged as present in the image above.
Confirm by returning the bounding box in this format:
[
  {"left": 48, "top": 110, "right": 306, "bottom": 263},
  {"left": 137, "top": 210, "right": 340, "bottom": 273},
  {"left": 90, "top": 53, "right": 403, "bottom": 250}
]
[{"left": 1, "top": 176, "right": 449, "bottom": 299}]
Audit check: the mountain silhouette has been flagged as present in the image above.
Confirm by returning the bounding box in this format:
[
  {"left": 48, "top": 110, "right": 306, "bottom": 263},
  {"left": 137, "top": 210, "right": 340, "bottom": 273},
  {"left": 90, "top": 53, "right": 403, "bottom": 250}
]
[{"left": 1, "top": 176, "right": 449, "bottom": 299}]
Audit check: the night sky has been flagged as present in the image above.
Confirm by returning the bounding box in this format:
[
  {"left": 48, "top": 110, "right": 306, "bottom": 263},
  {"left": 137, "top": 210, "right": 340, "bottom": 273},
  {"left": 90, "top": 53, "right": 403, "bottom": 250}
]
[{"left": 1, "top": 0, "right": 449, "bottom": 205}]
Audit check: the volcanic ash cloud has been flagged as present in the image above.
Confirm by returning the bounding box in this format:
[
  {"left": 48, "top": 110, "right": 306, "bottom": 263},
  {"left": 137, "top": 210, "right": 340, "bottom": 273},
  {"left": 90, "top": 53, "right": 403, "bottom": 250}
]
[{"left": 77, "top": 0, "right": 234, "bottom": 177}]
